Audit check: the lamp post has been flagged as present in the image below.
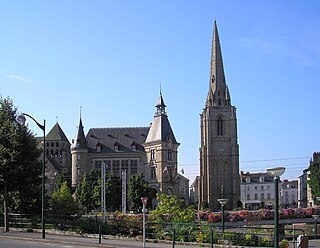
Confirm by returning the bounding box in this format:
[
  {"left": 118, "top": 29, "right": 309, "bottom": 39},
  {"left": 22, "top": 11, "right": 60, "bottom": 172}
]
[
  {"left": 217, "top": 198, "right": 229, "bottom": 232},
  {"left": 17, "top": 113, "right": 46, "bottom": 239},
  {"left": 312, "top": 215, "right": 319, "bottom": 239},
  {"left": 267, "top": 167, "right": 285, "bottom": 248}
]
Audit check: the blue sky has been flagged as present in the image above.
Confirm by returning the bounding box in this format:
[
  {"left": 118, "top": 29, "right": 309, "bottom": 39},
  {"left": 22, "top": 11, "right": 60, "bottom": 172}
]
[{"left": 1, "top": 1, "right": 320, "bottom": 182}]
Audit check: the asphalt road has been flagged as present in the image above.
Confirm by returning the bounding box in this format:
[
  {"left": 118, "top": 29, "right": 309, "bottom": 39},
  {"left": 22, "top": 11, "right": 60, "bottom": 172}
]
[{"left": 2, "top": 231, "right": 320, "bottom": 248}]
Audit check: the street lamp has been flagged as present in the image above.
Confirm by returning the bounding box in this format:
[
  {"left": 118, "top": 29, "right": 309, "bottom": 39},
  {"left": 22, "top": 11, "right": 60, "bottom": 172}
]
[
  {"left": 217, "top": 198, "right": 229, "bottom": 232},
  {"left": 17, "top": 113, "right": 46, "bottom": 239},
  {"left": 267, "top": 167, "right": 285, "bottom": 248},
  {"left": 312, "top": 214, "right": 319, "bottom": 239}
]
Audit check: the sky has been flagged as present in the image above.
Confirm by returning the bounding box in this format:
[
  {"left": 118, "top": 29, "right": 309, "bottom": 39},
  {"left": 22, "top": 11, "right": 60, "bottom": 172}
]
[{"left": 1, "top": 1, "right": 320, "bottom": 183}]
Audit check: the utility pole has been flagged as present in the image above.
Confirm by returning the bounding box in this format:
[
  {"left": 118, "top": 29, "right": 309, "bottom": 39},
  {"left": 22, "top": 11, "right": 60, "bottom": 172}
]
[
  {"left": 101, "top": 162, "right": 106, "bottom": 223},
  {"left": 121, "top": 170, "right": 127, "bottom": 214}
]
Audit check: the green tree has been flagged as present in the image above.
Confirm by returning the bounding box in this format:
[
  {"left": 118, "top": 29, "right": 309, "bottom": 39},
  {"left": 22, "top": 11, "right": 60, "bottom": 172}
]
[
  {"left": 150, "top": 193, "right": 195, "bottom": 223},
  {"left": 77, "top": 169, "right": 100, "bottom": 212},
  {"left": 0, "top": 97, "right": 42, "bottom": 231},
  {"left": 127, "top": 174, "right": 153, "bottom": 212},
  {"left": 51, "top": 181, "right": 78, "bottom": 217},
  {"left": 308, "top": 157, "right": 320, "bottom": 202},
  {"left": 77, "top": 170, "right": 122, "bottom": 212}
]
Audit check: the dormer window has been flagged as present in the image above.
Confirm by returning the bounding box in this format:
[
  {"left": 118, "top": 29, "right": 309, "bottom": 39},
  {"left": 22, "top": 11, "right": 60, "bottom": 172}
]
[
  {"left": 96, "top": 142, "right": 101, "bottom": 153},
  {"left": 131, "top": 142, "right": 137, "bottom": 151},
  {"left": 114, "top": 142, "right": 119, "bottom": 152},
  {"left": 259, "top": 176, "right": 265, "bottom": 183}
]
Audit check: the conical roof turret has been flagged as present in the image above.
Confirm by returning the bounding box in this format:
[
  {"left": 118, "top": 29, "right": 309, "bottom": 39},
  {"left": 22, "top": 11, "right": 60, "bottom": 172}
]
[
  {"left": 72, "top": 117, "right": 87, "bottom": 149},
  {"left": 145, "top": 92, "right": 178, "bottom": 144}
]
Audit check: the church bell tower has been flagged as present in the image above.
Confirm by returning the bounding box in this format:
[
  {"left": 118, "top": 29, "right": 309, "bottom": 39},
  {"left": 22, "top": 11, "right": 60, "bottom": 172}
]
[{"left": 199, "top": 21, "right": 240, "bottom": 210}]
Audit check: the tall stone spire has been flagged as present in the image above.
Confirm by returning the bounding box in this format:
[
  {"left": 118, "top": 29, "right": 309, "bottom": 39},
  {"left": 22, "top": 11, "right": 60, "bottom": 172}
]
[
  {"left": 206, "top": 20, "right": 229, "bottom": 107},
  {"left": 199, "top": 21, "right": 240, "bottom": 211}
]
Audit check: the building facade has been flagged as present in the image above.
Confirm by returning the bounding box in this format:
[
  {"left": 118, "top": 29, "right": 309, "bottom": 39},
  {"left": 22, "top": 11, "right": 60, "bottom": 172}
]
[
  {"left": 71, "top": 93, "right": 189, "bottom": 208},
  {"left": 240, "top": 172, "right": 274, "bottom": 210},
  {"left": 199, "top": 21, "right": 240, "bottom": 210}
]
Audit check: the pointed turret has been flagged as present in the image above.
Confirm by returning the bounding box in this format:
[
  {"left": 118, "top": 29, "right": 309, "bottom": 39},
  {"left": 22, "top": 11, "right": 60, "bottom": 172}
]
[
  {"left": 72, "top": 118, "right": 87, "bottom": 149},
  {"left": 71, "top": 115, "right": 89, "bottom": 188},
  {"left": 206, "top": 20, "right": 228, "bottom": 107},
  {"left": 145, "top": 93, "right": 177, "bottom": 144}
]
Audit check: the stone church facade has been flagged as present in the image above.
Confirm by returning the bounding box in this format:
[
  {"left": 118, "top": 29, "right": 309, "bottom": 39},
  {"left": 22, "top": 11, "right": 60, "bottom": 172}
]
[
  {"left": 70, "top": 93, "right": 189, "bottom": 208},
  {"left": 199, "top": 21, "right": 240, "bottom": 210}
]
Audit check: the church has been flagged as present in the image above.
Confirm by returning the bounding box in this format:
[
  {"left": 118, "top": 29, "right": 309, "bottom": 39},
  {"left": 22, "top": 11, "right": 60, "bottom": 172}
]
[
  {"left": 43, "top": 20, "right": 240, "bottom": 211},
  {"left": 199, "top": 21, "right": 240, "bottom": 210},
  {"left": 44, "top": 92, "right": 190, "bottom": 209}
]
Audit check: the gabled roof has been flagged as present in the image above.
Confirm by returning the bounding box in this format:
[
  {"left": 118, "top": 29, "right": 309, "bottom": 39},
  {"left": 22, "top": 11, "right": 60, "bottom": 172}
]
[
  {"left": 46, "top": 123, "right": 70, "bottom": 144},
  {"left": 86, "top": 127, "right": 149, "bottom": 153}
]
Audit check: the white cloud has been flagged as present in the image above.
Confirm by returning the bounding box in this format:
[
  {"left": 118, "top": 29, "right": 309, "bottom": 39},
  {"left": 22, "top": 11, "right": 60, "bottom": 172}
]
[{"left": 5, "top": 74, "right": 33, "bottom": 83}]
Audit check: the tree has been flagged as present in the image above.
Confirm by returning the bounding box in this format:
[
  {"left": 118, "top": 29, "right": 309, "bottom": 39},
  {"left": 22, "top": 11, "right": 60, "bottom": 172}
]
[
  {"left": 77, "top": 169, "right": 100, "bottom": 212},
  {"left": 77, "top": 170, "right": 122, "bottom": 212},
  {"left": 150, "top": 193, "right": 195, "bottom": 223},
  {"left": 51, "top": 181, "right": 78, "bottom": 217},
  {"left": 0, "top": 97, "right": 42, "bottom": 231},
  {"left": 127, "top": 174, "right": 153, "bottom": 212},
  {"left": 308, "top": 157, "right": 320, "bottom": 202}
]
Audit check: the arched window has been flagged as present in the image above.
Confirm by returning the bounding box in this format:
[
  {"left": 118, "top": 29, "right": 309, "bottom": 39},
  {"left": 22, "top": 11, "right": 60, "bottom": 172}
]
[{"left": 217, "top": 116, "right": 223, "bottom": 136}]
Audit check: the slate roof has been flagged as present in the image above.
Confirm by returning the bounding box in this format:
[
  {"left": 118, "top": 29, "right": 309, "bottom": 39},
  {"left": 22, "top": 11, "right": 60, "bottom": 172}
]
[
  {"left": 72, "top": 118, "right": 88, "bottom": 149},
  {"left": 144, "top": 115, "right": 177, "bottom": 144},
  {"left": 46, "top": 123, "right": 70, "bottom": 143},
  {"left": 86, "top": 127, "right": 149, "bottom": 153}
]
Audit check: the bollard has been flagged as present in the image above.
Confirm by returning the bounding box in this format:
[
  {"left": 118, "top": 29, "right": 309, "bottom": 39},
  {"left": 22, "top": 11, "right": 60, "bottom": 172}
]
[
  {"left": 211, "top": 229, "right": 214, "bottom": 248},
  {"left": 98, "top": 224, "right": 101, "bottom": 244}
]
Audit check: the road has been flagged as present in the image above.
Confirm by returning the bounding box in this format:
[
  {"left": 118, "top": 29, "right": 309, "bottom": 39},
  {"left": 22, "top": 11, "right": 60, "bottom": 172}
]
[
  {"left": 0, "top": 231, "right": 190, "bottom": 248},
  {"left": 1, "top": 231, "right": 320, "bottom": 248}
]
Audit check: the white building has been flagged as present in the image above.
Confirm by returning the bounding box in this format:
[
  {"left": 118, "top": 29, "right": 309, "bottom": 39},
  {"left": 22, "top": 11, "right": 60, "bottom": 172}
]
[{"left": 281, "top": 180, "right": 298, "bottom": 208}]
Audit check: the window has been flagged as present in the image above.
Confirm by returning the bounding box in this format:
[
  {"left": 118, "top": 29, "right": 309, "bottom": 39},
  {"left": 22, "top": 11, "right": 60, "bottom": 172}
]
[
  {"left": 254, "top": 194, "right": 258, "bottom": 200},
  {"left": 94, "top": 160, "right": 102, "bottom": 169},
  {"left": 114, "top": 143, "right": 119, "bottom": 151},
  {"left": 247, "top": 186, "right": 250, "bottom": 191},
  {"left": 261, "top": 186, "right": 264, "bottom": 190},
  {"left": 180, "top": 187, "right": 185, "bottom": 194},
  {"left": 167, "top": 149, "right": 172, "bottom": 160},
  {"left": 130, "top": 160, "right": 138, "bottom": 175},
  {"left": 121, "top": 160, "right": 129, "bottom": 172},
  {"left": 105, "top": 160, "right": 111, "bottom": 174},
  {"left": 267, "top": 185, "right": 270, "bottom": 189},
  {"left": 217, "top": 117, "right": 223, "bottom": 136},
  {"left": 267, "top": 193, "right": 271, "bottom": 199},
  {"left": 113, "top": 160, "right": 120, "bottom": 176},
  {"left": 255, "top": 186, "right": 258, "bottom": 190},
  {"left": 247, "top": 194, "right": 250, "bottom": 200},
  {"left": 261, "top": 193, "right": 264, "bottom": 200},
  {"left": 56, "top": 142, "right": 59, "bottom": 147},
  {"left": 151, "top": 167, "right": 156, "bottom": 179},
  {"left": 151, "top": 149, "right": 156, "bottom": 160}
]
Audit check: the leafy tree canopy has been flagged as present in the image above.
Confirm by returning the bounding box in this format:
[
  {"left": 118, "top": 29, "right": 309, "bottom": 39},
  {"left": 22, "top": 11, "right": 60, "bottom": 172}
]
[
  {"left": 308, "top": 157, "right": 320, "bottom": 203},
  {"left": 150, "top": 193, "right": 195, "bottom": 223},
  {"left": 0, "top": 97, "right": 42, "bottom": 214},
  {"left": 127, "top": 174, "right": 154, "bottom": 212},
  {"left": 51, "top": 181, "right": 78, "bottom": 217}
]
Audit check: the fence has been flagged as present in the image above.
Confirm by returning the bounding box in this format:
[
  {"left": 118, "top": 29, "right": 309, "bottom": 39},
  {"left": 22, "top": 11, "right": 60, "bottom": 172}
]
[{"left": 0, "top": 213, "right": 306, "bottom": 247}]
